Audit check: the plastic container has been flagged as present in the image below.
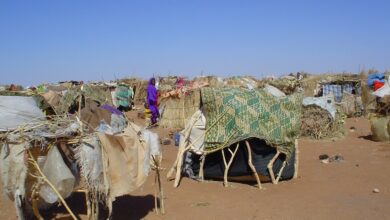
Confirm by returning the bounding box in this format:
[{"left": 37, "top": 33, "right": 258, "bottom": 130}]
[
  {"left": 37, "top": 156, "right": 47, "bottom": 169},
  {"left": 174, "top": 133, "right": 180, "bottom": 147}
]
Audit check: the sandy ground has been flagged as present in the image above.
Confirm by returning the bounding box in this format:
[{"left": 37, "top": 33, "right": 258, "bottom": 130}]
[{"left": 1, "top": 113, "right": 389, "bottom": 220}]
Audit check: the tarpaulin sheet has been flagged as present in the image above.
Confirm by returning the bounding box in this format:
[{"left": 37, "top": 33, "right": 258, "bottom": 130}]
[{"left": 0, "top": 96, "right": 45, "bottom": 131}]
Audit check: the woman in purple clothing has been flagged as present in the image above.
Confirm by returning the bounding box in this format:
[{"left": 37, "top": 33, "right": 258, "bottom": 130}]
[{"left": 146, "top": 77, "right": 159, "bottom": 125}]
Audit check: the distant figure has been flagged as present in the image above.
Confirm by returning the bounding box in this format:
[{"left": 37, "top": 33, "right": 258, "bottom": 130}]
[
  {"left": 176, "top": 76, "right": 185, "bottom": 89},
  {"left": 116, "top": 84, "right": 133, "bottom": 112},
  {"left": 8, "top": 84, "right": 17, "bottom": 91},
  {"left": 146, "top": 77, "right": 159, "bottom": 125}
]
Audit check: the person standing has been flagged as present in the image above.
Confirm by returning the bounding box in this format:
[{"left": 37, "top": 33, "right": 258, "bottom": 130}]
[
  {"left": 146, "top": 77, "right": 159, "bottom": 125},
  {"left": 116, "top": 83, "right": 133, "bottom": 112}
]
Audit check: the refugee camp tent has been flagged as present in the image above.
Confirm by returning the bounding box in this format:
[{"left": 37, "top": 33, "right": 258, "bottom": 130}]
[
  {"left": 57, "top": 84, "right": 113, "bottom": 115},
  {"left": 307, "top": 74, "right": 363, "bottom": 117},
  {"left": 118, "top": 78, "right": 148, "bottom": 103},
  {"left": 167, "top": 87, "right": 302, "bottom": 188},
  {"left": 0, "top": 91, "right": 163, "bottom": 219}
]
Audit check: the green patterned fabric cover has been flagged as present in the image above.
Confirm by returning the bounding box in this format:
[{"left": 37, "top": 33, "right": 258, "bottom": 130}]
[{"left": 201, "top": 88, "right": 303, "bottom": 159}]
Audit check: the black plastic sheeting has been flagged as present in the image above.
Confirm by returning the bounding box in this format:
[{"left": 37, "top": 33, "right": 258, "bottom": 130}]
[{"left": 184, "top": 138, "right": 295, "bottom": 182}]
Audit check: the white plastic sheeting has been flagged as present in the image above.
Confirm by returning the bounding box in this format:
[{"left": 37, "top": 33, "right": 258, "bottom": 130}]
[
  {"left": 39, "top": 146, "right": 76, "bottom": 204},
  {"left": 0, "top": 96, "right": 45, "bottom": 131},
  {"left": 303, "top": 95, "right": 336, "bottom": 119},
  {"left": 263, "top": 84, "right": 286, "bottom": 97},
  {"left": 180, "top": 110, "right": 206, "bottom": 154},
  {"left": 372, "top": 78, "right": 390, "bottom": 98},
  {"left": 142, "top": 130, "right": 161, "bottom": 175}
]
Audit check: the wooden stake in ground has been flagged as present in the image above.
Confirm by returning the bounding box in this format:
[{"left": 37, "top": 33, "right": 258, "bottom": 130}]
[
  {"left": 293, "top": 139, "right": 299, "bottom": 179},
  {"left": 27, "top": 150, "right": 77, "bottom": 220},
  {"left": 221, "top": 143, "right": 240, "bottom": 187},
  {"left": 152, "top": 156, "right": 165, "bottom": 214},
  {"left": 198, "top": 155, "right": 206, "bottom": 181},
  {"left": 267, "top": 150, "right": 280, "bottom": 184},
  {"left": 245, "top": 141, "right": 262, "bottom": 189}
]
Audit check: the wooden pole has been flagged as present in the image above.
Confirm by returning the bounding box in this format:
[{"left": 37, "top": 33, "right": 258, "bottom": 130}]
[
  {"left": 198, "top": 155, "right": 206, "bottom": 182},
  {"left": 293, "top": 139, "right": 299, "bottom": 179},
  {"left": 244, "top": 141, "right": 262, "bottom": 189},
  {"left": 267, "top": 150, "right": 280, "bottom": 184},
  {"left": 222, "top": 143, "right": 240, "bottom": 187},
  {"left": 275, "top": 161, "right": 287, "bottom": 184},
  {"left": 28, "top": 150, "right": 77, "bottom": 220}
]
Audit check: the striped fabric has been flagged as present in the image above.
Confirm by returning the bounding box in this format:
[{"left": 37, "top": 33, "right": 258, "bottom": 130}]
[{"left": 323, "top": 83, "right": 353, "bottom": 102}]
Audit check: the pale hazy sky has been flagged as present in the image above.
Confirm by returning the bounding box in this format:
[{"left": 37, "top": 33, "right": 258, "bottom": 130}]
[{"left": 1, "top": 0, "right": 389, "bottom": 86}]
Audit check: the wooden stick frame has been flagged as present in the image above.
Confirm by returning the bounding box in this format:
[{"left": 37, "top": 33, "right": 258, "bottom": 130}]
[
  {"left": 244, "top": 141, "right": 262, "bottom": 189},
  {"left": 221, "top": 143, "right": 240, "bottom": 187},
  {"left": 293, "top": 139, "right": 299, "bottom": 179},
  {"left": 27, "top": 150, "right": 78, "bottom": 220},
  {"left": 266, "top": 139, "right": 299, "bottom": 185},
  {"left": 28, "top": 147, "right": 101, "bottom": 220}
]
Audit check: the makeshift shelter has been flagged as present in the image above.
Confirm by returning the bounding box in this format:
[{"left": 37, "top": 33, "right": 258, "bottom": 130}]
[
  {"left": 0, "top": 96, "right": 163, "bottom": 219},
  {"left": 308, "top": 74, "right": 363, "bottom": 117},
  {"left": 301, "top": 95, "right": 346, "bottom": 139},
  {"left": 368, "top": 74, "right": 390, "bottom": 142},
  {"left": 167, "top": 87, "right": 302, "bottom": 188},
  {"left": 159, "top": 87, "right": 203, "bottom": 130},
  {"left": 0, "top": 96, "right": 46, "bottom": 131},
  {"left": 118, "top": 78, "right": 148, "bottom": 103},
  {"left": 57, "top": 84, "right": 113, "bottom": 115}
]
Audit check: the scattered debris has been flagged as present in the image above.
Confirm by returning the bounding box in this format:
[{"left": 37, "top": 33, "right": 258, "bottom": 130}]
[
  {"left": 137, "top": 111, "right": 145, "bottom": 119},
  {"left": 319, "top": 154, "right": 329, "bottom": 160},
  {"left": 350, "top": 126, "right": 356, "bottom": 132},
  {"left": 329, "top": 154, "right": 344, "bottom": 162},
  {"left": 191, "top": 202, "right": 210, "bottom": 207},
  {"left": 319, "top": 154, "right": 344, "bottom": 163},
  {"left": 373, "top": 188, "right": 380, "bottom": 193},
  {"left": 161, "top": 138, "right": 172, "bottom": 145}
]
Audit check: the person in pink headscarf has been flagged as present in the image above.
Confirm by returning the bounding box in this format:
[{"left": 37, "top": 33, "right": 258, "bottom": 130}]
[{"left": 176, "top": 76, "right": 185, "bottom": 89}]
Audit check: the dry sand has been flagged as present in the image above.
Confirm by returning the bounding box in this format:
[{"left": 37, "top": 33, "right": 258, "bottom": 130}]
[{"left": 1, "top": 114, "right": 389, "bottom": 220}]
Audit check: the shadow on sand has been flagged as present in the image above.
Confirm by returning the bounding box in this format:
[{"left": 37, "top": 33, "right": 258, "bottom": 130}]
[
  {"left": 40, "top": 193, "right": 156, "bottom": 220},
  {"left": 359, "top": 134, "right": 374, "bottom": 141}
]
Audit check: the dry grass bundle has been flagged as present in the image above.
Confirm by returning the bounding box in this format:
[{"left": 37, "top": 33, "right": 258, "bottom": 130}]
[
  {"left": 369, "top": 114, "right": 390, "bottom": 142},
  {"left": 159, "top": 90, "right": 201, "bottom": 130},
  {"left": 57, "top": 84, "right": 112, "bottom": 114},
  {"left": 375, "top": 95, "right": 390, "bottom": 116},
  {"left": 159, "top": 76, "right": 178, "bottom": 85},
  {"left": 301, "top": 76, "right": 321, "bottom": 97},
  {"left": 359, "top": 72, "right": 377, "bottom": 115},
  {"left": 259, "top": 77, "right": 301, "bottom": 95},
  {"left": 193, "top": 76, "right": 223, "bottom": 88},
  {"left": 301, "top": 105, "right": 346, "bottom": 139},
  {"left": 159, "top": 76, "right": 179, "bottom": 93},
  {"left": 223, "top": 76, "right": 258, "bottom": 89},
  {"left": 339, "top": 92, "right": 362, "bottom": 117}
]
